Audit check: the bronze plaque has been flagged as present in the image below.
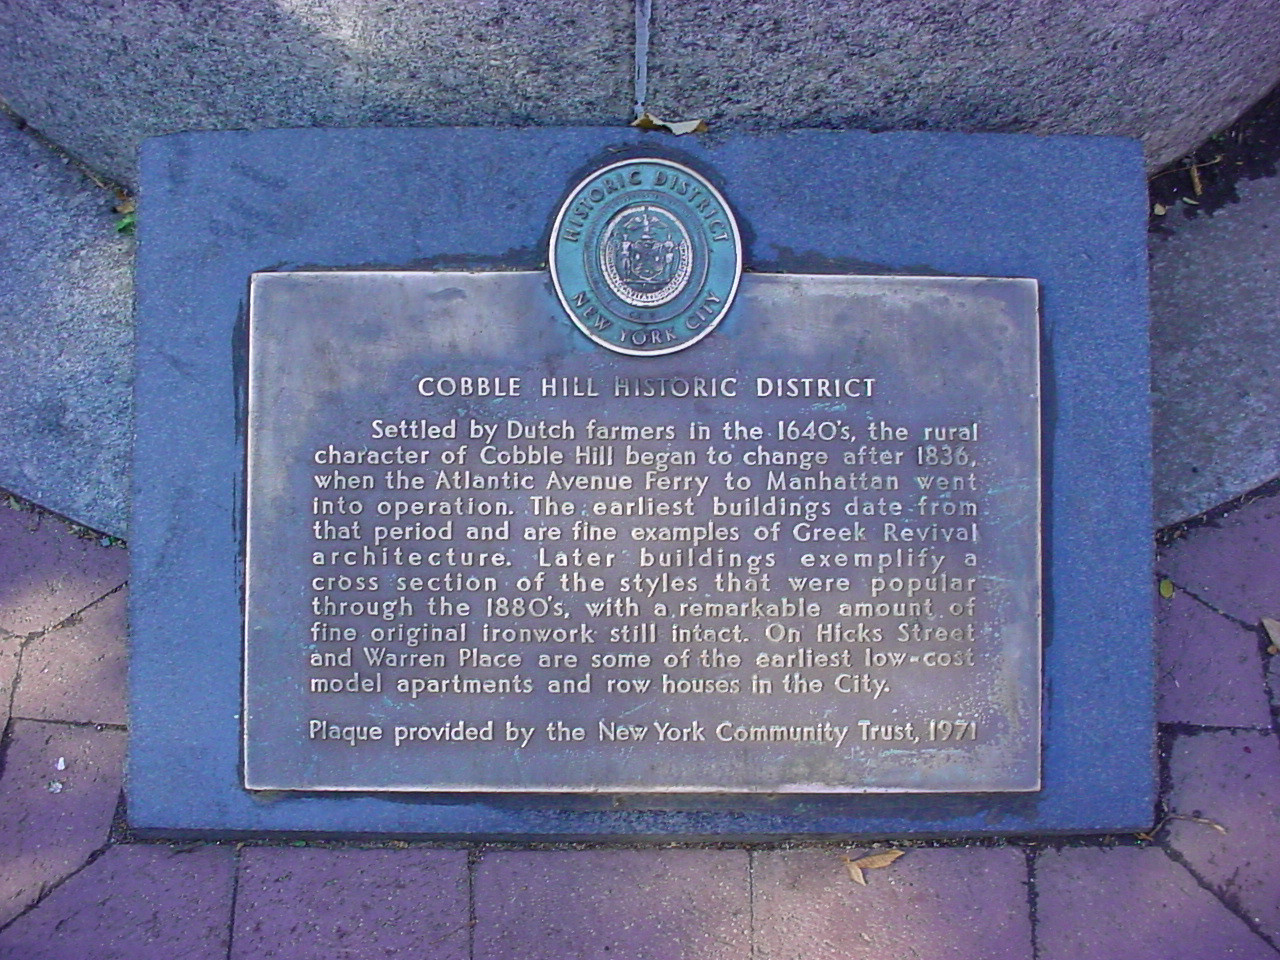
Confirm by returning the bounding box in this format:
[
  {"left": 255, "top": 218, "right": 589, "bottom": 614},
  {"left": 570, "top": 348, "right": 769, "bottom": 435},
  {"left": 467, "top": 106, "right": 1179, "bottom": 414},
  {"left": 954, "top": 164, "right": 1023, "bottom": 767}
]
[{"left": 243, "top": 270, "right": 1041, "bottom": 793}]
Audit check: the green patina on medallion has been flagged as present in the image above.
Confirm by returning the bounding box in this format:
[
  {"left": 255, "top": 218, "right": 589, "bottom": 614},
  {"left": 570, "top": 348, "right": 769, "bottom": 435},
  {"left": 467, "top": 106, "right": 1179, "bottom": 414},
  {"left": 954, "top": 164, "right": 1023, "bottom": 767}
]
[{"left": 549, "top": 158, "right": 742, "bottom": 356}]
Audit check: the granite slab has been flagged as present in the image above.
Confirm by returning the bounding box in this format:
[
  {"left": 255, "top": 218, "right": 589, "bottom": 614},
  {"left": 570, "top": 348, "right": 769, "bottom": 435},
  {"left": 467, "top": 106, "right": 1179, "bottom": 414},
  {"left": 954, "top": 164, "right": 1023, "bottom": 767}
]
[{"left": 130, "top": 127, "right": 1153, "bottom": 837}]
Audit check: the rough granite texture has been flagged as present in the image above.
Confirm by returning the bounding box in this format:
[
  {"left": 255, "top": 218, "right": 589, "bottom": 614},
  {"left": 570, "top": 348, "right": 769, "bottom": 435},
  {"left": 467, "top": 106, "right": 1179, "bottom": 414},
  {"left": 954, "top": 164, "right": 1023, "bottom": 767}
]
[
  {"left": 231, "top": 847, "right": 469, "bottom": 960},
  {"left": 0, "top": 505, "right": 127, "bottom": 637},
  {"left": 646, "top": 0, "right": 1280, "bottom": 171},
  {"left": 0, "top": 1, "right": 1276, "bottom": 183},
  {"left": 1151, "top": 171, "right": 1280, "bottom": 524},
  {"left": 1035, "top": 846, "right": 1275, "bottom": 959},
  {"left": 0, "top": 845, "right": 236, "bottom": 960},
  {"left": 0, "top": 0, "right": 634, "bottom": 186},
  {"left": 1156, "top": 590, "right": 1272, "bottom": 729},
  {"left": 11, "top": 587, "right": 127, "bottom": 726},
  {"left": 474, "top": 850, "right": 749, "bottom": 960},
  {"left": 751, "top": 847, "right": 1032, "bottom": 960},
  {"left": 0, "top": 719, "right": 126, "bottom": 926},
  {"left": 0, "top": 118, "right": 132, "bottom": 537},
  {"left": 1165, "top": 730, "right": 1280, "bottom": 942}
]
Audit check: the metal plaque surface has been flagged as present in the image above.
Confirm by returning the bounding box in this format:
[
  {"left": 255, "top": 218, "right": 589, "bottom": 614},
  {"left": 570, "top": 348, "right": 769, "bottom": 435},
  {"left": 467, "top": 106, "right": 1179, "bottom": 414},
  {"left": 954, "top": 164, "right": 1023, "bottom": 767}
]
[{"left": 243, "top": 270, "right": 1041, "bottom": 793}]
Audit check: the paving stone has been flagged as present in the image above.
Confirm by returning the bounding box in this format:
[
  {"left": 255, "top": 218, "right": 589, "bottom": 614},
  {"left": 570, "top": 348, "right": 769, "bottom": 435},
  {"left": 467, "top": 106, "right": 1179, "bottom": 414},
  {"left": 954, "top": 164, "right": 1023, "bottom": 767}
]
[
  {"left": 0, "top": 505, "right": 127, "bottom": 637},
  {"left": 1268, "top": 649, "right": 1280, "bottom": 715},
  {"left": 0, "top": 844, "right": 234, "bottom": 960},
  {"left": 0, "top": 637, "right": 18, "bottom": 731},
  {"left": 0, "top": 0, "right": 633, "bottom": 186},
  {"left": 752, "top": 847, "right": 1031, "bottom": 960},
  {"left": 646, "top": 0, "right": 1280, "bottom": 171},
  {"left": 0, "top": 116, "right": 133, "bottom": 537},
  {"left": 11, "top": 587, "right": 126, "bottom": 725},
  {"left": 1166, "top": 729, "right": 1280, "bottom": 941},
  {"left": 1158, "top": 493, "right": 1280, "bottom": 624},
  {"left": 474, "top": 849, "right": 749, "bottom": 960},
  {"left": 231, "top": 847, "right": 468, "bottom": 960},
  {"left": 1151, "top": 171, "right": 1280, "bottom": 524},
  {"left": 1036, "top": 845, "right": 1275, "bottom": 959},
  {"left": 1156, "top": 590, "right": 1272, "bottom": 728},
  {"left": 0, "top": 719, "right": 126, "bottom": 926}
]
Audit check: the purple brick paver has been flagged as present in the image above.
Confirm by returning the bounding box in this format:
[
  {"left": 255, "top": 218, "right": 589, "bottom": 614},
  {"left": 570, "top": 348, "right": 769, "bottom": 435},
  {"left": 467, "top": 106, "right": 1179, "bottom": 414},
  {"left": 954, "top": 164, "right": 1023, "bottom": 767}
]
[
  {"left": 0, "top": 506, "right": 127, "bottom": 637},
  {"left": 11, "top": 587, "right": 126, "bottom": 725},
  {"left": 0, "top": 719, "right": 125, "bottom": 925},
  {"left": 1159, "top": 494, "right": 1280, "bottom": 625},
  {"left": 752, "top": 847, "right": 1031, "bottom": 960},
  {"left": 1268, "top": 651, "right": 1280, "bottom": 714},
  {"left": 1156, "top": 590, "right": 1272, "bottom": 727},
  {"left": 0, "top": 844, "right": 235, "bottom": 960},
  {"left": 1036, "top": 846, "right": 1275, "bottom": 959},
  {"left": 474, "top": 849, "right": 749, "bottom": 960},
  {"left": 0, "top": 637, "right": 18, "bottom": 729},
  {"left": 1166, "top": 730, "right": 1280, "bottom": 943},
  {"left": 232, "top": 847, "right": 468, "bottom": 960}
]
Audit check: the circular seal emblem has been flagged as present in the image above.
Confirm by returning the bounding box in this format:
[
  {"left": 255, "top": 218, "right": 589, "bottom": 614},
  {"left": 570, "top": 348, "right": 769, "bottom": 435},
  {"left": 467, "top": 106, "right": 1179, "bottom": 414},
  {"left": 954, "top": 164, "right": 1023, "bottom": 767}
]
[{"left": 549, "top": 158, "right": 742, "bottom": 356}]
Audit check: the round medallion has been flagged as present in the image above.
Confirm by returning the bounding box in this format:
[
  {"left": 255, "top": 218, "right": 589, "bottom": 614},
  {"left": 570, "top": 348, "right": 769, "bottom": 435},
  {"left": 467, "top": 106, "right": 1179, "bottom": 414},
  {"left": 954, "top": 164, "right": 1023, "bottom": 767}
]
[{"left": 549, "top": 158, "right": 742, "bottom": 356}]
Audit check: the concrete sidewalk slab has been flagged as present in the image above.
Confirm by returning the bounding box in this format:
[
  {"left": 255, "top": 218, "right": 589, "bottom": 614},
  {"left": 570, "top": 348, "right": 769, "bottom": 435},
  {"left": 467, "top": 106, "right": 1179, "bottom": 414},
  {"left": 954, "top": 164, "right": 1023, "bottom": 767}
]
[
  {"left": 231, "top": 847, "right": 469, "bottom": 960},
  {"left": 11, "top": 587, "right": 127, "bottom": 726},
  {"left": 0, "top": 845, "right": 235, "bottom": 960},
  {"left": 1035, "top": 846, "right": 1275, "bottom": 959},
  {"left": 1152, "top": 170, "right": 1280, "bottom": 525},
  {"left": 0, "top": 504, "right": 126, "bottom": 638},
  {"left": 1156, "top": 590, "right": 1272, "bottom": 728},
  {"left": 1165, "top": 730, "right": 1280, "bottom": 943},
  {"left": 0, "top": 118, "right": 132, "bottom": 538},
  {"left": 1158, "top": 491, "right": 1280, "bottom": 623},
  {"left": 474, "top": 850, "right": 749, "bottom": 960},
  {"left": 0, "top": 719, "right": 125, "bottom": 926},
  {"left": 751, "top": 847, "right": 1032, "bottom": 960}
]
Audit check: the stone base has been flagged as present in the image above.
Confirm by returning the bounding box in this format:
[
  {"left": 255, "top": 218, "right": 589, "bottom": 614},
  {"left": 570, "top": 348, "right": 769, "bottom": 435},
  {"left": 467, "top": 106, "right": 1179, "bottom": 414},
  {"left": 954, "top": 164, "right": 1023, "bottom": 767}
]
[{"left": 129, "top": 127, "right": 1153, "bottom": 837}]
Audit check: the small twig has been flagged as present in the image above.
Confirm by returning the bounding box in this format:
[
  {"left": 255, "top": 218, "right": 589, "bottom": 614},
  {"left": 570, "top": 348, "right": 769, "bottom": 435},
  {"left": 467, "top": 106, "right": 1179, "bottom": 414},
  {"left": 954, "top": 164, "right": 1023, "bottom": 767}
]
[
  {"left": 1137, "top": 812, "right": 1228, "bottom": 841},
  {"left": 1147, "top": 155, "right": 1225, "bottom": 182}
]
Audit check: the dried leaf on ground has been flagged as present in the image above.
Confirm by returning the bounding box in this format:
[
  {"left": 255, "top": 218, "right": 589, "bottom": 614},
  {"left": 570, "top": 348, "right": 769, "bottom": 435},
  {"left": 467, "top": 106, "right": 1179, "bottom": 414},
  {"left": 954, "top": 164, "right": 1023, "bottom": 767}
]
[
  {"left": 631, "top": 111, "right": 708, "bottom": 135},
  {"left": 1261, "top": 617, "right": 1280, "bottom": 655},
  {"left": 1141, "top": 812, "right": 1229, "bottom": 840},
  {"left": 1173, "top": 813, "right": 1228, "bottom": 834},
  {"left": 842, "top": 849, "right": 905, "bottom": 885}
]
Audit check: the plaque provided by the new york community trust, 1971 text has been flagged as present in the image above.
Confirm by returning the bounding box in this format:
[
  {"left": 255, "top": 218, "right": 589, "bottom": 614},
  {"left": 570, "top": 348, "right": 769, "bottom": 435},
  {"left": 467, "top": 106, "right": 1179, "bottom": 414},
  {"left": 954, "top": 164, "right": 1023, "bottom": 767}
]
[{"left": 242, "top": 157, "right": 1041, "bottom": 795}]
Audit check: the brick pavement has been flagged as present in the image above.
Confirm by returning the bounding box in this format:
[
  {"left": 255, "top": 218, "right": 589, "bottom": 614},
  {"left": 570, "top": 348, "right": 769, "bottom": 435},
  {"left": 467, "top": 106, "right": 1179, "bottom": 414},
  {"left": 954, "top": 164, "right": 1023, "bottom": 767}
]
[{"left": 0, "top": 491, "right": 1277, "bottom": 958}]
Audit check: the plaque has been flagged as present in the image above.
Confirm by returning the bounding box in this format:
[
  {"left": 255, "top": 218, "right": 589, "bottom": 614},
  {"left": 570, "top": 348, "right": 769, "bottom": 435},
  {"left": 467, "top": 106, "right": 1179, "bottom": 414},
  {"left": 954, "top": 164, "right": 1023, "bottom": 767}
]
[{"left": 244, "top": 265, "right": 1041, "bottom": 792}]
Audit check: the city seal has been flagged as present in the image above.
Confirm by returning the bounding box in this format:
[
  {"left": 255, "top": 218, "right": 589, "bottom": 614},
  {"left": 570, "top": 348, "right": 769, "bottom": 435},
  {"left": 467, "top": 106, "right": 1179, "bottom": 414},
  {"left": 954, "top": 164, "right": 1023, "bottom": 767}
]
[{"left": 549, "top": 158, "right": 742, "bottom": 356}]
